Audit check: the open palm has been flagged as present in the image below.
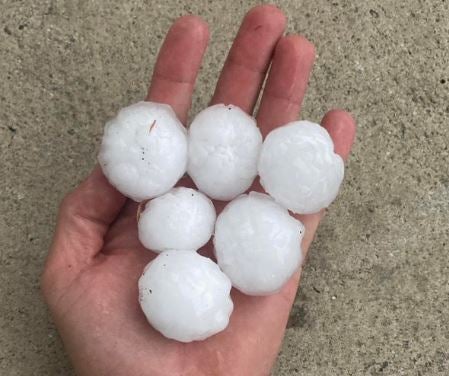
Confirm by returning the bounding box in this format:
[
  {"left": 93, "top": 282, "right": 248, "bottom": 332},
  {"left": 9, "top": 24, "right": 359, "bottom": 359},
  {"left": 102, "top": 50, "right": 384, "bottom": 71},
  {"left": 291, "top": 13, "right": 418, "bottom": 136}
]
[{"left": 42, "top": 5, "right": 356, "bottom": 376}]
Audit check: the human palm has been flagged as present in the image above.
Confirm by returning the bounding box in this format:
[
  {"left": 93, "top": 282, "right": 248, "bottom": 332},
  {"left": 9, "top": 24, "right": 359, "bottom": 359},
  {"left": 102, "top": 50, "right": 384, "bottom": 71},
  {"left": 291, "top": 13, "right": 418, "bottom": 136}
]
[{"left": 42, "top": 5, "right": 355, "bottom": 376}]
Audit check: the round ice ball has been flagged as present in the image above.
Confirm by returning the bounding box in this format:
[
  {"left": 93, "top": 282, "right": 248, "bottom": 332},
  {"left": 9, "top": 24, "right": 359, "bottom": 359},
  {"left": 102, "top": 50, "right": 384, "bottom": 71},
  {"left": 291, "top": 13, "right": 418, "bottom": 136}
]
[
  {"left": 138, "top": 187, "right": 216, "bottom": 253},
  {"left": 214, "top": 192, "right": 305, "bottom": 296},
  {"left": 98, "top": 101, "right": 188, "bottom": 202},
  {"left": 258, "top": 121, "right": 344, "bottom": 214},
  {"left": 187, "top": 104, "right": 262, "bottom": 201},
  {"left": 138, "top": 250, "right": 233, "bottom": 342}
]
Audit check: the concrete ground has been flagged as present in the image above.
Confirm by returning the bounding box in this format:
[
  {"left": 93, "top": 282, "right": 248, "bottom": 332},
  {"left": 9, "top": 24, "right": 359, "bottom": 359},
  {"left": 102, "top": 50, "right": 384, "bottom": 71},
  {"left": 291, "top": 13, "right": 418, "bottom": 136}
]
[{"left": 1, "top": 0, "right": 448, "bottom": 375}]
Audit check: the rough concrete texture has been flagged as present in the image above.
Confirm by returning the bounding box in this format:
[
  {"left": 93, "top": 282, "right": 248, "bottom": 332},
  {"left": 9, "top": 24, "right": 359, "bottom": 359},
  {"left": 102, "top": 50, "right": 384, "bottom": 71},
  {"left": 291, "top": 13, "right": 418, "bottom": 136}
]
[{"left": 1, "top": 0, "right": 448, "bottom": 375}]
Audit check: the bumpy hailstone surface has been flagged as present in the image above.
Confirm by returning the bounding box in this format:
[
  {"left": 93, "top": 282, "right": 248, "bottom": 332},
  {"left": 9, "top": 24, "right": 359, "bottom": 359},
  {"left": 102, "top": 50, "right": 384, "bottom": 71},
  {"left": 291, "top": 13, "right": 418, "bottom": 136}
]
[
  {"left": 138, "top": 250, "right": 233, "bottom": 342},
  {"left": 258, "top": 120, "right": 344, "bottom": 214},
  {"left": 188, "top": 104, "right": 262, "bottom": 201},
  {"left": 98, "top": 101, "right": 187, "bottom": 202},
  {"left": 138, "top": 187, "right": 216, "bottom": 252},
  {"left": 214, "top": 192, "right": 305, "bottom": 296}
]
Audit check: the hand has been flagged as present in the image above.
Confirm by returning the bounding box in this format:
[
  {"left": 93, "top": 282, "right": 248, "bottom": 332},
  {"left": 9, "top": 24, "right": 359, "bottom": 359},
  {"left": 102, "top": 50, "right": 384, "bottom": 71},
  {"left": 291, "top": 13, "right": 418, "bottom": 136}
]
[{"left": 41, "top": 5, "right": 356, "bottom": 376}]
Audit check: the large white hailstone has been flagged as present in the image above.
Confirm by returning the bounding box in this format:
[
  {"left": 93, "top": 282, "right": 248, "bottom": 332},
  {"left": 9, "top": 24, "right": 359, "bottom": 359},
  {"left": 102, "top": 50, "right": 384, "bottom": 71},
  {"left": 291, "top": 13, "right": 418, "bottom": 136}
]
[
  {"left": 138, "top": 250, "right": 233, "bottom": 342},
  {"left": 258, "top": 121, "right": 344, "bottom": 214},
  {"left": 214, "top": 192, "right": 305, "bottom": 296},
  {"left": 98, "top": 101, "right": 188, "bottom": 202},
  {"left": 188, "top": 104, "right": 262, "bottom": 201},
  {"left": 138, "top": 187, "right": 216, "bottom": 252}
]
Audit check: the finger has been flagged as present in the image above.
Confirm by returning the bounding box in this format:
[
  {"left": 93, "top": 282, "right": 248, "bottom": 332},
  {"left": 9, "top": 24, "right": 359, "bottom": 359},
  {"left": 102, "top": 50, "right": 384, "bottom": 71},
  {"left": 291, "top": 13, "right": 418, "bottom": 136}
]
[
  {"left": 206, "top": 108, "right": 356, "bottom": 371},
  {"left": 42, "top": 166, "right": 126, "bottom": 298},
  {"left": 43, "top": 17, "right": 209, "bottom": 294},
  {"left": 103, "top": 17, "right": 209, "bottom": 251},
  {"left": 49, "top": 166, "right": 126, "bottom": 259},
  {"left": 254, "top": 38, "right": 355, "bottom": 302},
  {"left": 109, "top": 6, "right": 285, "bottom": 249},
  {"left": 257, "top": 35, "right": 316, "bottom": 136},
  {"left": 211, "top": 5, "right": 286, "bottom": 112},
  {"left": 321, "top": 109, "right": 356, "bottom": 161},
  {"left": 147, "top": 15, "right": 209, "bottom": 123},
  {"left": 270, "top": 110, "right": 356, "bottom": 326},
  {"left": 293, "top": 110, "right": 356, "bottom": 250}
]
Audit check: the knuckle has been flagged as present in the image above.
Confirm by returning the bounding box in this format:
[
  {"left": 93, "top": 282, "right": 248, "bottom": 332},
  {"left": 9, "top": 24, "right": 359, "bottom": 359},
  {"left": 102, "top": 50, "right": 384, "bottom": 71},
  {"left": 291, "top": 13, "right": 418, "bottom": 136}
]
[{"left": 59, "top": 189, "right": 79, "bottom": 217}]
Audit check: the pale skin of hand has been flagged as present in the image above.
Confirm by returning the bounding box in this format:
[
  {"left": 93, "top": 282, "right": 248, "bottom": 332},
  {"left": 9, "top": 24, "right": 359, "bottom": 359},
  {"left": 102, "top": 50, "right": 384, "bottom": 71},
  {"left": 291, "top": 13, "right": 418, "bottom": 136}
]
[{"left": 41, "top": 5, "right": 356, "bottom": 376}]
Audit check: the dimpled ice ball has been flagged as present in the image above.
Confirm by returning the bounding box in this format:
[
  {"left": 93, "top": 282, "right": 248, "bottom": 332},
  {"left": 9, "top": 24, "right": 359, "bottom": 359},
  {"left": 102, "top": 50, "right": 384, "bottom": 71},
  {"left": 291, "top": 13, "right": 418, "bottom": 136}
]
[
  {"left": 98, "top": 101, "right": 187, "bottom": 202},
  {"left": 187, "top": 104, "right": 262, "bottom": 201},
  {"left": 138, "top": 250, "right": 233, "bottom": 342},
  {"left": 258, "top": 121, "right": 344, "bottom": 214},
  {"left": 214, "top": 192, "right": 305, "bottom": 296},
  {"left": 138, "top": 187, "right": 216, "bottom": 253}
]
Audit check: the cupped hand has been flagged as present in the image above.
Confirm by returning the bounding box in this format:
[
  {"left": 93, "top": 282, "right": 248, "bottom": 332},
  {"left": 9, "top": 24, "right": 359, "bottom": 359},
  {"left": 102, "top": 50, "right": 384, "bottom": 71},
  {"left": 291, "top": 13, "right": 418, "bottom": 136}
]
[{"left": 41, "top": 5, "right": 356, "bottom": 376}]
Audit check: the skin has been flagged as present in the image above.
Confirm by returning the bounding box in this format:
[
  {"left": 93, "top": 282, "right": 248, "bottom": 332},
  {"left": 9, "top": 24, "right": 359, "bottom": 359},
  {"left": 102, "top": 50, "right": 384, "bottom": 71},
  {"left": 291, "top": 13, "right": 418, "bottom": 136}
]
[{"left": 41, "top": 5, "right": 356, "bottom": 376}]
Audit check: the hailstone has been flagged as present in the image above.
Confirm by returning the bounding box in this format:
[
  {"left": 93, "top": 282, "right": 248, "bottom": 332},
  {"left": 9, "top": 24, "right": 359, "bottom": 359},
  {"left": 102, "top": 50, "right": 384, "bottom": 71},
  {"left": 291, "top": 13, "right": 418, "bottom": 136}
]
[
  {"left": 187, "top": 104, "right": 262, "bottom": 201},
  {"left": 258, "top": 120, "right": 344, "bottom": 214},
  {"left": 214, "top": 192, "right": 305, "bottom": 296},
  {"left": 98, "top": 101, "right": 187, "bottom": 202},
  {"left": 138, "top": 187, "right": 216, "bottom": 252},
  {"left": 138, "top": 250, "right": 233, "bottom": 342}
]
